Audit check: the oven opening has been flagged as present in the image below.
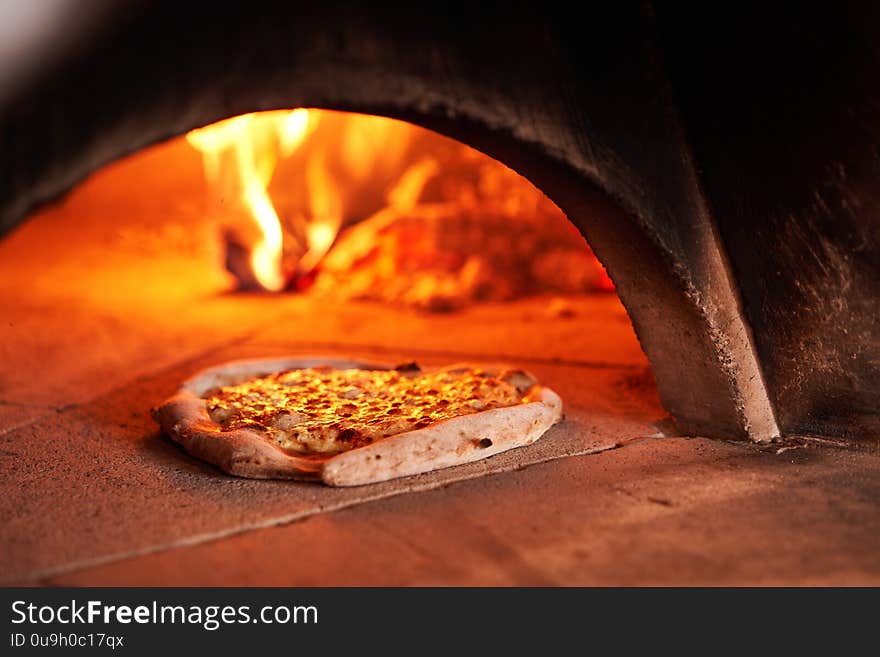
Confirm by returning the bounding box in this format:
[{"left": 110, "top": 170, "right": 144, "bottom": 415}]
[
  {"left": 0, "top": 108, "right": 676, "bottom": 579},
  {"left": 1, "top": 108, "right": 665, "bottom": 447}
]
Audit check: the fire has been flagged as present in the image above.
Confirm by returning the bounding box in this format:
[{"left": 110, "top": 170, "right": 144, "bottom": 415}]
[
  {"left": 240, "top": 178, "right": 286, "bottom": 291},
  {"left": 186, "top": 109, "right": 315, "bottom": 291},
  {"left": 186, "top": 108, "right": 613, "bottom": 305},
  {"left": 187, "top": 108, "right": 420, "bottom": 290}
]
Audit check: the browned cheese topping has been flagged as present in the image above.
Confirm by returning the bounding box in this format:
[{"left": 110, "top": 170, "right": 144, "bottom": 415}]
[{"left": 204, "top": 365, "right": 535, "bottom": 455}]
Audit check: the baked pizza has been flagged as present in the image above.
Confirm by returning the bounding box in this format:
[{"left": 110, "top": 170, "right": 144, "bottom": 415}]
[{"left": 152, "top": 358, "right": 562, "bottom": 486}]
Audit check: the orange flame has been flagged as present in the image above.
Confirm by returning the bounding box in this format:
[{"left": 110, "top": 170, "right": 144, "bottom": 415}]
[
  {"left": 186, "top": 109, "right": 314, "bottom": 290},
  {"left": 186, "top": 108, "right": 419, "bottom": 289}
]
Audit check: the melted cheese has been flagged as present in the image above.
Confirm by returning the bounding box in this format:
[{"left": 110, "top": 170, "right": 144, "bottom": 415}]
[{"left": 204, "top": 366, "right": 532, "bottom": 455}]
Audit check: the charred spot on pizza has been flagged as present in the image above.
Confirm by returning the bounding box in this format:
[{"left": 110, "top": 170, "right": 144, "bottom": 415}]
[
  {"left": 203, "top": 366, "right": 533, "bottom": 456},
  {"left": 337, "top": 427, "right": 360, "bottom": 442}
]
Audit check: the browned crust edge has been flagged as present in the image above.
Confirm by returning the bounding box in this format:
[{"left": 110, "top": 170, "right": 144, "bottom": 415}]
[{"left": 152, "top": 357, "right": 563, "bottom": 486}]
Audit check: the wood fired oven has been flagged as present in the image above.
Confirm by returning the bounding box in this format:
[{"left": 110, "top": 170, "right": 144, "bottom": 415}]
[{"left": 1, "top": 2, "right": 878, "bottom": 586}]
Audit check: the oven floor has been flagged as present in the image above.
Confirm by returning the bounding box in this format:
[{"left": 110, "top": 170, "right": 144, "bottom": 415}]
[
  {"left": 2, "top": 178, "right": 879, "bottom": 586},
  {"left": 41, "top": 437, "right": 880, "bottom": 586}
]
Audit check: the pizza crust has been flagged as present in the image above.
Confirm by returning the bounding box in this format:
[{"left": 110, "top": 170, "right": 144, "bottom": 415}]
[{"left": 152, "top": 357, "right": 563, "bottom": 486}]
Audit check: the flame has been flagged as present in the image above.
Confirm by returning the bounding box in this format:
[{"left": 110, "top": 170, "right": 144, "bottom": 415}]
[
  {"left": 186, "top": 109, "right": 314, "bottom": 290},
  {"left": 240, "top": 179, "right": 285, "bottom": 291},
  {"left": 187, "top": 109, "right": 426, "bottom": 289},
  {"left": 185, "top": 108, "right": 610, "bottom": 302}
]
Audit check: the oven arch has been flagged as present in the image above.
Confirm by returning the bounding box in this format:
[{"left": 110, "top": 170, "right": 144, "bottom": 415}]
[{"left": 0, "top": 3, "right": 779, "bottom": 441}]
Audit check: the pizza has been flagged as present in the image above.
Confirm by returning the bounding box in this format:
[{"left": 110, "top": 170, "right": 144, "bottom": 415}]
[{"left": 152, "top": 358, "right": 562, "bottom": 486}]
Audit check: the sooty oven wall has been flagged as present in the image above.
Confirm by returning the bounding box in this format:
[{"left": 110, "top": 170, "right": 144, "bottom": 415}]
[
  {"left": 0, "top": 1, "right": 877, "bottom": 442},
  {"left": 655, "top": 4, "right": 880, "bottom": 440}
]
